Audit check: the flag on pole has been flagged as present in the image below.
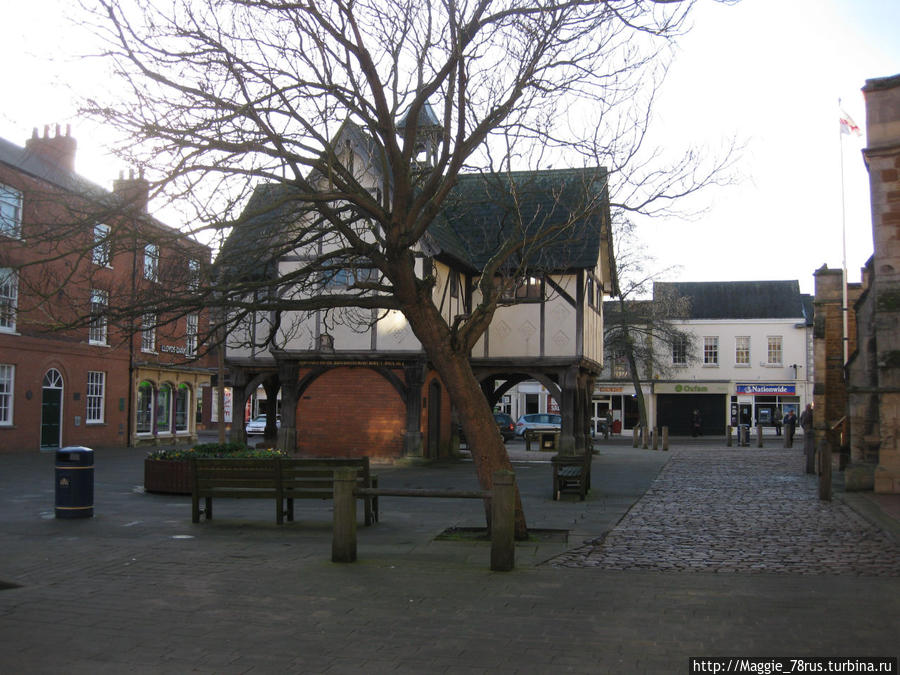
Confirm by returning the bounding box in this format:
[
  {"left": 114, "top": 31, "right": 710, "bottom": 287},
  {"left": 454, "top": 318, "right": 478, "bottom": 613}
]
[{"left": 839, "top": 108, "right": 862, "bottom": 136}]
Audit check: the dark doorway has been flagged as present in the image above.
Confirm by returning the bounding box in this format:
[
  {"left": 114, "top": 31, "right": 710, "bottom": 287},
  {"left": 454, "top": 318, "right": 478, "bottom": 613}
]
[
  {"left": 657, "top": 394, "right": 726, "bottom": 436},
  {"left": 41, "top": 369, "right": 64, "bottom": 449},
  {"left": 427, "top": 380, "right": 441, "bottom": 458}
]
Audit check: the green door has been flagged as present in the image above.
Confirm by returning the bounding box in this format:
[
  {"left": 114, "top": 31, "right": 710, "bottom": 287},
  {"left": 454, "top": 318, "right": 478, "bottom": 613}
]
[{"left": 41, "top": 369, "right": 64, "bottom": 449}]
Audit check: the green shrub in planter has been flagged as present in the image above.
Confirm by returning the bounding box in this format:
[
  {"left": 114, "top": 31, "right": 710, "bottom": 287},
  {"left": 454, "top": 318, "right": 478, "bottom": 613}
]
[{"left": 147, "top": 443, "right": 286, "bottom": 461}]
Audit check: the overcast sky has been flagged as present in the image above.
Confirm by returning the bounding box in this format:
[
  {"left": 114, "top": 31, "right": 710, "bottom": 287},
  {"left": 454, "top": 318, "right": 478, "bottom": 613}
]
[{"left": 2, "top": 0, "right": 898, "bottom": 296}]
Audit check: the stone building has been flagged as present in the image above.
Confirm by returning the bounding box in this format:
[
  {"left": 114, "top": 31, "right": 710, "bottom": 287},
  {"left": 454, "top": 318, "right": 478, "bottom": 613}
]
[{"left": 843, "top": 73, "right": 900, "bottom": 494}]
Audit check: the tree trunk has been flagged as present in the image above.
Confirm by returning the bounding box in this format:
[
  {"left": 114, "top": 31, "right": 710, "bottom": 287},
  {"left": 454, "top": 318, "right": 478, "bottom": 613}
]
[{"left": 397, "top": 291, "right": 529, "bottom": 538}]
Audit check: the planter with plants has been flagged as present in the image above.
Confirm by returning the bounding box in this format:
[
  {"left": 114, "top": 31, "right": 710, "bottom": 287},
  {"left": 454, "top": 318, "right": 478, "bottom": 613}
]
[{"left": 143, "top": 442, "right": 286, "bottom": 495}]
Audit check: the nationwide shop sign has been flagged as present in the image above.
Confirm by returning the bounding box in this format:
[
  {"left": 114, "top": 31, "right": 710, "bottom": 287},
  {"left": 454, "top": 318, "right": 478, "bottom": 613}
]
[{"left": 736, "top": 383, "right": 796, "bottom": 395}]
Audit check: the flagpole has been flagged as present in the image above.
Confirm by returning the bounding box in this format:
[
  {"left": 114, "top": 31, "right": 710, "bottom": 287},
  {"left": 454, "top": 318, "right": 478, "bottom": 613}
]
[{"left": 838, "top": 98, "right": 849, "bottom": 365}]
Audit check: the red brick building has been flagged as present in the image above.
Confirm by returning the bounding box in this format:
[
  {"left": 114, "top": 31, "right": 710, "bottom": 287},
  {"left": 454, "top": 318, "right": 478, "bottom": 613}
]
[{"left": 0, "top": 126, "right": 215, "bottom": 452}]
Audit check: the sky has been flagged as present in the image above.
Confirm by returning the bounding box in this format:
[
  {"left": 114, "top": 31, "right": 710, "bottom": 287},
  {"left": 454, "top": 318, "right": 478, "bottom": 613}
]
[{"left": 2, "top": 0, "right": 899, "bottom": 296}]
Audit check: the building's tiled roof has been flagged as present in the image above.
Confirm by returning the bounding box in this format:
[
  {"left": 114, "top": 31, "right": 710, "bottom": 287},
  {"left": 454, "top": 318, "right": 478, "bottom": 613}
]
[
  {"left": 427, "top": 167, "right": 609, "bottom": 273},
  {"left": 654, "top": 280, "right": 805, "bottom": 320}
]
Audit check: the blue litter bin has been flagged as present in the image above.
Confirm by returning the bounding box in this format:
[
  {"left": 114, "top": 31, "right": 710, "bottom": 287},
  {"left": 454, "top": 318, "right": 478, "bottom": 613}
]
[{"left": 55, "top": 446, "right": 94, "bottom": 519}]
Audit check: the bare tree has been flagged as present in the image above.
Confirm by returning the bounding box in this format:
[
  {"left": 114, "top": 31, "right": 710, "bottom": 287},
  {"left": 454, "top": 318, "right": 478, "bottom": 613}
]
[
  {"left": 603, "top": 218, "right": 698, "bottom": 435},
  {"left": 20, "top": 0, "right": 738, "bottom": 536}
]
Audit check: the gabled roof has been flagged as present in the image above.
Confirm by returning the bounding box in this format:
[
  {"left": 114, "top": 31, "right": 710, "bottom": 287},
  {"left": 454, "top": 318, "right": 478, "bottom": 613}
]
[
  {"left": 654, "top": 280, "right": 805, "bottom": 320},
  {"left": 427, "top": 167, "right": 610, "bottom": 274}
]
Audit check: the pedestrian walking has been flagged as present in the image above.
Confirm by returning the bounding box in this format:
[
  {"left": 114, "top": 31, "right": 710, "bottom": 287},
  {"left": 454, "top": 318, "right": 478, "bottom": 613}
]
[
  {"left": 799, "top": 404, "right": 813, "bottom": 434},
  {"left": 784, "top": 409, "right": 798, "bottom": 448}
]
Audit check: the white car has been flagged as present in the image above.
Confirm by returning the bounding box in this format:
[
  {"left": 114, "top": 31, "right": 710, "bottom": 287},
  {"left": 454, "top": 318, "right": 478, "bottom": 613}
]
[
  {"left": 245, "top": 415, "right": 280, "bottom": 436},
  {"left": 515, "top": 413, "right": 561, "bottom": 436}
]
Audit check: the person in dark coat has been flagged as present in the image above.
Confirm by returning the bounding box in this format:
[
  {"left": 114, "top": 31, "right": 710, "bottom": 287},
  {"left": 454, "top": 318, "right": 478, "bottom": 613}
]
[
  {"left": 691, "top": 409, "right": 702, "bottom": 437},
  {"left": 784, "top": 409, "right": 798, "bottom": 447}
]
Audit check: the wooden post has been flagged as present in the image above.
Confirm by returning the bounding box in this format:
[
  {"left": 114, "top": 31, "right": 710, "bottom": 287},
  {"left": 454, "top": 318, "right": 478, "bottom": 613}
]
[
  {"left": 757, "top": 425, "right": 763, "bottom": 448},
  {"left": 632, "top": 426, "right": 639, "bottom": 448},
  {"left": 804, "top": 433, "right": 816, "bottom": 474},
  {"left": 490, "top": 470, "right": 515, "bottom": 572},
  {"left": 652, "top": 427, "right": 659, "bottom": 451},
  {"left": 727, "top": 425, "right": 732, "bottom": 447},
  {"left": 818, "top": 441, "right": 832, "bottom": 501},
  {"left": 662, "top": 426, "right": 669, "bottom": 451},
  {"left": 641, "top": 426, "right": 648, "bottom": 450},
  {"left": 332, "top": 467, "right": 358, "bottom": 563}
]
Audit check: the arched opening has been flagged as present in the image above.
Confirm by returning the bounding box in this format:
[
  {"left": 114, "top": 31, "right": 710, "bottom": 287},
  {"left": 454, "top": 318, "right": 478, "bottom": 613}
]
[
  {"left": 136, "top": 381, "right": 154, "bottom": 434},
  {"left": 41, "top": 368, "right": 64, "bottom": 449},
  {"left": 175, "top": 383, "right": 191, "bottom": 434},
  {"left": 156, "top": 383, "right": 173, "bottom": 435}
]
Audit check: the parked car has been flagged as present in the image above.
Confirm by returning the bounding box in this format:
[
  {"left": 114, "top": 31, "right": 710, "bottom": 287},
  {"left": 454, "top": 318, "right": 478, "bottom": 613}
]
[
  {"left": 245, "top": 414, "right": 280, "bottom": 436},
  {"left": 494, "top": 412, "right": 516, "bottom": 442},
  {"left": 515, "top": 413, "right": 562, "bottom": 436}
]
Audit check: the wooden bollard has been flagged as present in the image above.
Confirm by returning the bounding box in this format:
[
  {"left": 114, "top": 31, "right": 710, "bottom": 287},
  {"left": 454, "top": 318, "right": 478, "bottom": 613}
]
[
  {"left": 490, "top": 470, "right": 516, "bottom": 572},
  {"left": 804, "top": 434, "right": 816, "bottom": 474},
  {"left": 727, "top": 425, "right": 732, "bottom": 447},
  {"left": 652, "top": 427, "right": 659, "bottom": 451},
  {"left": 332, "top": 467, "right": 358, "bottom": 563},
  {"left": 632, "top": 426, "right": 639, "bottom": 448},
  {"left": 818, "top": 441, "right": 832, "bottom": 501},
  {"left": 641, "top": 426, "right": 649, "bottom": 449},
  {"left": 662, "top": 426, "right": 669, "bottom": 451},
  {"left": 757, "top": 425, "right": 763, "bottom": 448}
]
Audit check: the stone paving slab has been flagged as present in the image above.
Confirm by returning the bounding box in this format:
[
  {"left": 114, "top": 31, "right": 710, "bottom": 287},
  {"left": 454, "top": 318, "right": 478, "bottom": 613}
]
[{"left": 551, "top": 446, "right": 900, "bottom": 576}]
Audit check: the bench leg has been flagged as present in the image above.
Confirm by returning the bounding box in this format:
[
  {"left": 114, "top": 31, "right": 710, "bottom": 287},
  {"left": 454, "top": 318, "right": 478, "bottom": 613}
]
[
  {"left": 286, "top": 498, "right": 294, "bottom": 522},
  {"left": 276, "top": 498, "right": 283, "bottom": 525},
  {"left": 205, "top": 497, "right": 212, "bottom": 520},
  {"left": 192, "top": 493, "right": 200, "bottom": 523}
]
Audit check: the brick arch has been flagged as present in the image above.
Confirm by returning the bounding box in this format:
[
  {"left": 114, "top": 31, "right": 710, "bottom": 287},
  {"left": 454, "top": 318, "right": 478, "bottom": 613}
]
[{"left": 295, "top": 367, "right": 406, "bottom": 459}]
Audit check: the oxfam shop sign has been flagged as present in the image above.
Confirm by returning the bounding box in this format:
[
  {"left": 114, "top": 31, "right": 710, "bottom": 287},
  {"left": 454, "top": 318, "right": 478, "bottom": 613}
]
[{"left": 655, "top": 382, "right": 730, "bottom": 395}]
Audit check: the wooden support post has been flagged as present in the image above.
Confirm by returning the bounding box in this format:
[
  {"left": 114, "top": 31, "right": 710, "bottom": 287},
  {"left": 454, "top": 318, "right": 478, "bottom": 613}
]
[
  {"left": 331, "top": 467, "right": 358, "bottom": 563},
  {"left": 757, "top": 425, "right": 763, "bottom": 448},
  {"left": 818, "top": 441, "right": 832, "bottom": 501},
  {"left": 662, "top": 426, "right": 669, "bottom": 451},
  {"left": 490, "top": 470, "right": 515, "bottom": 572},
  {"left": 632, "top": 426, "right": 639, "bottom": 448},
  {"left": 727, "top": 425, "right": 732, "bottom": 447},
  {"left": 641, "top": 426, "right": 648, "bottom": 450},
  {"left": 804, "top": 433, "right": 816, "bottom": 474},
  {"left": 652, "top": 427, "right": 659, "bottom": 451}
]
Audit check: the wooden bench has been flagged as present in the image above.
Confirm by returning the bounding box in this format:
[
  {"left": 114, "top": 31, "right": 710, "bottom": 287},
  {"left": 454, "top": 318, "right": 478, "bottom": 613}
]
[
  {"left": 281, "top": 457, "right": 378, "bottom": 526},
  {"left": 190, "top": 457, "right": 378, "bottom": 525},
  {"left": 551, "top": 451, "right": 592, "bottom": 501}
]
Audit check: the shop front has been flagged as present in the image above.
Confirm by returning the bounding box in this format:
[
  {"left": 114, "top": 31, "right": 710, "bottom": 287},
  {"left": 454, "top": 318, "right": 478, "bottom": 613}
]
[
  {"left": 132, "top": 366, "right": 211, "bottom": 446},
  {"left": 591, "top": 384, "right": 650, "bottom": 436},
  {"left": 733, "top": 383, "right": 800, "bottom": 430},
  {"left": 654, "top": 382, "right": 730, "bottom": 436}
]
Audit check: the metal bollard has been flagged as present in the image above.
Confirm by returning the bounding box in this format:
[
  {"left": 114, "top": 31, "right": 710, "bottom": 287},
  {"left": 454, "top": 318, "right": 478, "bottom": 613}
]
[
  {"left": 662, "top": 426, "right": 669, "bottom": 451},
  {"left": 818, "top": 441, "right": 832, "bottom": 501},
  {"left": 332, "top": 467, "right": 358, "bottom": 563},
  {"left": 490, "top": 470, "right": 516, "bottom": 572},
  {"left": 727, "top": 425, "right": 732, "bottom": 447}
]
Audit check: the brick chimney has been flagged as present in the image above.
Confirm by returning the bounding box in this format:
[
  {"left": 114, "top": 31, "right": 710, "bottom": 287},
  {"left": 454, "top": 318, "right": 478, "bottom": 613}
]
[
  {"left": 25, "top": 124, "right": 77, "bottom": 172},
  {"left": 113, "top": 169, "right": 150, "bottom": 214}
]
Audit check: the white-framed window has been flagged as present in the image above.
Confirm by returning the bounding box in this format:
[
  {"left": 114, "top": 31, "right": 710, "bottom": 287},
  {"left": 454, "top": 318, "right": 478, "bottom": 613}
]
[
  {"left": 185, "top": 313, "right": 198, "bottom": 357},
  {"left": 136, "top": 381, "right": 153, "bottom": 434},
  {"left": 0, "top": 364, "right": 13, "bottom": 425},
  {"left": 86, "top": 371, "right": 105, "bottom": 423},
  {"left": 156, "top": 382, "right": 172, "bottom": 433},
  {"left": 141, "top": 313, "right": 156, "bottom": 352},
  {"left": 735, "top": 336, "right": 750, "bottom": 366},
  {"left": 92, "top": 223, "right": 111, "bottom": 266},
  {"left": 89, "top": 289, "right": 108, "bottom": 345},
  {"left": 703, "top": 336, "right": 719, "bottom": 365},
  {"left": 767, "top": 335, "right": 783, "bottom": 365},
  {"left": 175, "top": 383, "right": 190, "bottom": 432},
  {"left": 0, "top": 268, "right": 17, "bottom": 332},
  {"left": 672, "top": 336, "right": 688, "bottom": 366},
  {"left": 0, "top": 183, "right": 23, "bottom": 238},
  {"left": 144, "top": 243, "right": 159, "bottom": 282}
]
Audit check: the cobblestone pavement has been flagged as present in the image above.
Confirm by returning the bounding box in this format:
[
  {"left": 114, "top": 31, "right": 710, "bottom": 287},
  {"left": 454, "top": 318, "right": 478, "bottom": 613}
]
[{"left": 550, "top": 446, "right": 900, "bottom": 575}]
